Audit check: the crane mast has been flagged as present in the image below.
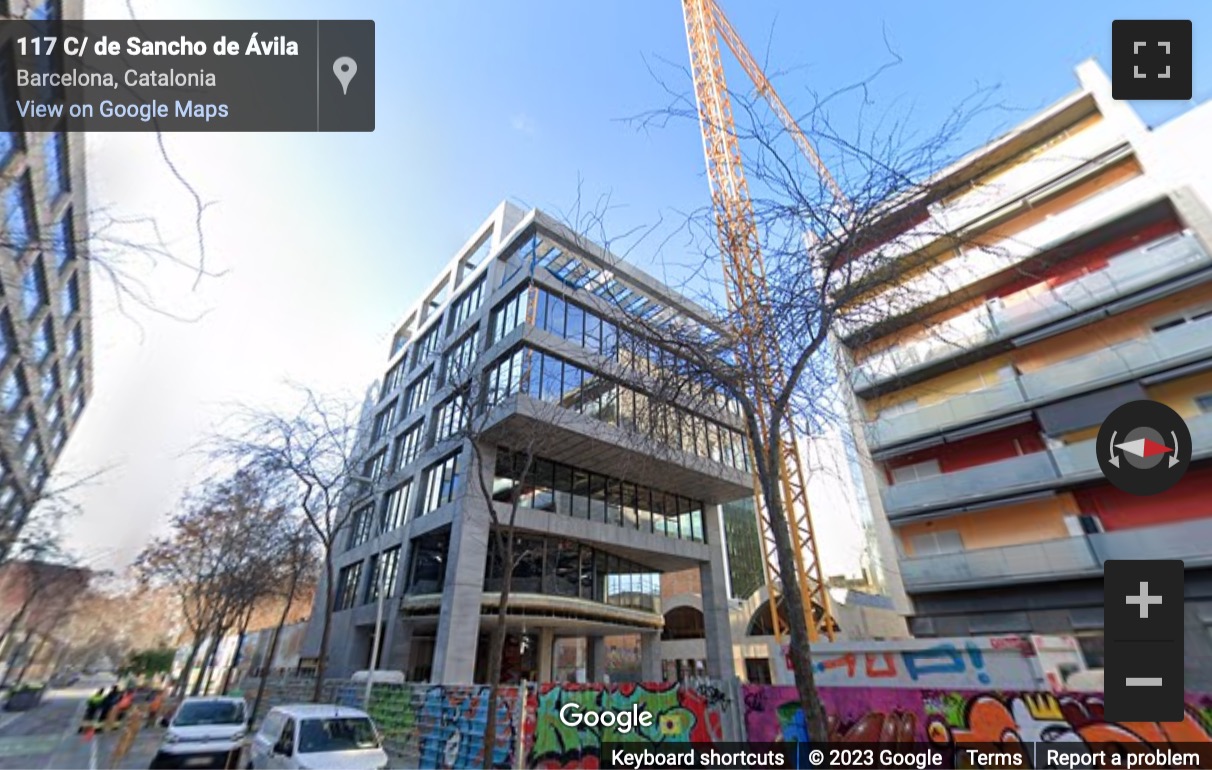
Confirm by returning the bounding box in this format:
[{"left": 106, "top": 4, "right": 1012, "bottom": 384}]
[{"left": 681, "top": 0, "right": 838, "bottom": 643}]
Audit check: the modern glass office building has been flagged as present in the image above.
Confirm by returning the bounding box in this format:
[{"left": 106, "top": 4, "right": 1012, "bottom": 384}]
[
  {"left": 306, "top": 202, "right": 747, "bottom": 684},
  {"left": 0, "top": 0, "right": 93, "bottom": 559}
]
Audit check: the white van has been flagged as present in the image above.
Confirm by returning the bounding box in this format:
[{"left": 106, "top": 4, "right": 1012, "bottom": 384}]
[
  {"left": 150, "top": 696, "right": 248, "bottom": 769},
  {"left": 248, "top": 704, "right": 388, "bottom": 770}
]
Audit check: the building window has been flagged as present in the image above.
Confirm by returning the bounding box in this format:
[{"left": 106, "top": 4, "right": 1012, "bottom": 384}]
[
  {"left": 485, "top": 346, "right": 525, "bottom": 407},
  {"left": 406, "top": 528, "right": 450, "bottom": 595},
  {"left": 381, "top": 360, "right": 405, "bottom": 399},
  {"left": 46, "top": 398, "right": 61, "bottom": 427},
  {"left": 489, "top": 286, "right": 528, "bottom": 345},
  {"left": 442, "top": 325, "right": 479, "bottom": 385},
  {"left": 908, "top": 529, "right": 964, "bottom": 557},
  {"left": 410, "top": 320, "right": 443, "bottom": 371},
  {"left": 53, "top": 212, "right": 74, "bottom": 272},
  {"left": 346, "top": 504, "right": 375, "bottom": 550},
  {"left": 65, "top": 324, "right": 81, "bottom": 359},
  {"left": 433, "top": 393, "right": 466, "bottom": 444},
  {"left": 364, "top": 546, "right": 401, "bottom": 604},
  {"left": 40, "top": 365, "right": 57, "bottom": 404},
  {"left": 402, "top": 368, "right": 433, "bottom": 416},
  {"left": 52, "top": 424, "right": 65, "bottom": 451},
  {"left": 335, "top": 562, "right": 364, "bottom": 611},
  {"left": 493, "top": 450, "right": 706, "bottom": 543},
  {"left": 371, "top": 403, "right": 396, "bottom": 442},
  {"left": 522, "top": 345, "right": 749, "bottom": 472},
  {"left": 890, "top": 459, "right": 941, "bottom": 485},
  {"left": 5, "top": 175, "right": 33, "bottom": 258},
  {"left": 484, "top": 533, "right": 661, "bottom": 612},
  {"left": 60, "top": 273, "right": 78, "bottom": 318},
  {"left": 22, "top": 258, "right": 47, "bottom": 318},
  {"left": 448, "top": 275, "right": 485, "bottom": 332},
  {"left": 22, "top": 438, "right": 41, "bottom": 473},
  {"left": 0, "top": 314, "right": 12, "bottom": 366},
  {"left": 70, "top": 390, "right": 83, "bottom": 418},
  {"left": 43, "top": 132, "right": 68, "bottom": 203},
  {"left": 66, "top": 359, "right": 81, "bottom": 392},
  {"left": 12, "top": 407, "right": 32, "bottom": 444},
  {"left": 2, "top": 368, "right": 26, "bottom": 412},
  {"left": 381, "top": 479, "right": 412, "bottom": 532},
  {"left": 363, "top": 450, "right": 386, "bottom": 483},
  {"left": 394, "top": 421, "right": 423, "bottom": 470},
  {"left": 31, "top": 316, "right": 53, "bottom": 364},
  {"left": 420, "top": 451, "right": 462, "bottom": 515}
]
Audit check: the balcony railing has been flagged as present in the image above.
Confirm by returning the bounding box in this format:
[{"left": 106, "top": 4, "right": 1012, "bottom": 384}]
[
  {"left": 1090, "top": 518, "right": 1212, "bottom": 566},
  {"left": 838, "top": 173, "right": 1162, "bottom": 340},
  {"left": 901, "top": 517, "right": 1212, "bottom": 592},
  {"left": 869, "top": 313, "right": 1212, "bottom": 449},
  {"left": 852, "top": 231, "right": 1210, "bottom": 390},
  {"left": 882, "top": 412, "right": 1212, "bottom": 517},
  {"left": 900, "top": 536, "right": 1101, "bottom": 591}
]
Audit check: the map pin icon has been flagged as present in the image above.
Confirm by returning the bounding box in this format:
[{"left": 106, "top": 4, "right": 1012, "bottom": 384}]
[{"left": 333, "top": 56, "right": 357, "bottom": 95}]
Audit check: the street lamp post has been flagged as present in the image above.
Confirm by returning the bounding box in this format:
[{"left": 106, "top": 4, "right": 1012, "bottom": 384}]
[{"left": 350, "top": 474, "right": 387, "bottom": 711}]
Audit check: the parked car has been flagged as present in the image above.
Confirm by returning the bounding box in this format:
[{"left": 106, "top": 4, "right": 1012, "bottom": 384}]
[
  {"left": 248, "top": 705, "right": 388, "bottom": 769},
  {"left": 150, "top": 696, "right": 249, "bottom": 769}
]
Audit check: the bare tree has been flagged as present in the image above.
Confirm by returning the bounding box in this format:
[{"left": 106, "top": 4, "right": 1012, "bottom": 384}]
[
  {"left": 211, "top": 387, "right": 370, "bottom": 702},
  {"left": 136, "top": 467, "right": 289, "bottom": 696},
  {"left": 248, "top": 521, "right": 317, "bottom": 722},
  {"left": 560, "top": 47, "right": 1034, "bottom": 737}
]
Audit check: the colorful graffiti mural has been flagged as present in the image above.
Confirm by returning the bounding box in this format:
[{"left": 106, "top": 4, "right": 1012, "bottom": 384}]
[
  {"left": 335, "top": 683, "right": 520, "bottom": 769},
  {"left": 743, "top": 686, "right": 1212, "bottom": 768},
  {"left": 525, "top": 682, "right": 726, "bottom": 769}
]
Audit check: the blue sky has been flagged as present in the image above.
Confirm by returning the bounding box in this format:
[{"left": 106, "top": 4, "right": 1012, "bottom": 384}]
[{"left": 66, "top": 0, "right": 1212, "bottom": 569}]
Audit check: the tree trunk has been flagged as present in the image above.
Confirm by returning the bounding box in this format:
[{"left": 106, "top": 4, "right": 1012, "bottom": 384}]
[
  {"left": 758, "top": 433, "right": 829, "bottom": 744},
  {"left": 221, "top": 607, "right": 255, "bottom": 695},
  {"left": 15, "top": 636, "right": 46, "bottom": 686},
  {"left": 0, "top": 630, "right": 35, "bottom": 688},
  {"left": 0, "top": 598, "right": 33, "bottom": 652},
  {"left": 174, "top": 632, "right": 205, "bottom": 698},
  {"left": 251, "top": 570, "right": 300, "bottom": 726},
  {"left": 312, "top": 553, "right": 336, "bottom": 703},
  {"left": 481, "top": 530, "right": 514, "bottom": 769},
  {"left": 193, "top": 620, "right": 227, "bottom": 696}
]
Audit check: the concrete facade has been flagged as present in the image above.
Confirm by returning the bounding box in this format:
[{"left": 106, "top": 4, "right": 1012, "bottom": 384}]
[{"left": 303, "top": 203, "right": 746, "bottom": 684}]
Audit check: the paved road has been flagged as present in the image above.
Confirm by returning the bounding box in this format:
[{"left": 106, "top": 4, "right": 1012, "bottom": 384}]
[{"left": 0, "top": 680, "right": 163, "bottom": 769}]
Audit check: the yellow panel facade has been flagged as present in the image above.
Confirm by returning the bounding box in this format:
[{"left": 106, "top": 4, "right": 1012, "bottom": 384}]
[{"left": 898, "top": 494, "right": 1078, "bottom": 556}]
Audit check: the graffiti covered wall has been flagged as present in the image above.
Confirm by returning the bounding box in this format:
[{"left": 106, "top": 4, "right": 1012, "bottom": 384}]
[
  {"left": 333, "top": 682, "right": 522, "bottom": 769},
  {"left": 525, "top": 681, "right": 731, "bottom": 768},
  {"left": 744, "top": 686, "right": 1212, "bottom": 763}
]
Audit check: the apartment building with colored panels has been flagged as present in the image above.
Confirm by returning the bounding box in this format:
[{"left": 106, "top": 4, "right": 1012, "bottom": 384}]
[{"left": 840, "top": 61, "right": 1212, "bottom": 689}]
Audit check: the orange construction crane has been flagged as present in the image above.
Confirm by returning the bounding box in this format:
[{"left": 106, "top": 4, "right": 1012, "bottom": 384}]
[{"left": 681, "top": 0, "right": 841, "bottom": 643}]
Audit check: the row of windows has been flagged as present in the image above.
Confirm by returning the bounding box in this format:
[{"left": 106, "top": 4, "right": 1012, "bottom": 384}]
[
  {"left": 485, "top": 345, "right": 751, "bottom": 472},
  {"left": 500, "top": 234, "right": 670, "bottom": 323},
  {"left": 336, "top": 544, "right": 404, "bottom": 611},
  {"left": 493, "top": 450, "right": 707, "bottom": 543},
  {"left": 402, "top": 525, "right": 663, "bottom": 616},
  {"left": 2, "top": 157, "right": 73, "bottom": 261},
  {"left": 442, "top": 325, "right": 479, "bottom": 384},
  {"left": 345, "top": 477, "right": 416, "bottom": 551},
  {"left": 345, "top": 450, "right": 461, "bottom": 553},
  {"left": 484, "top": 533, "right": 662, "bottom": 612},
  {"left": 448, "top": 275, "right": 484, "bottom": 333}
]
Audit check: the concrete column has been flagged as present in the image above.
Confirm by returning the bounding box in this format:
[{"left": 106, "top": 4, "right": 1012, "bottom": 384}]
[
  {"left": 430, "top": 441, "right": 494, "bottom": 684},
  {"left": 383, "top": 619, "right": 414, "bottom": 679},
  {"left": 700, "top": 504, "right": 737, "bottom": 679},
  {"left": 588, "top": 636, "right": 608, "bottom": 683},
  {"left": 537, "top": 629, "right": 554, "bottom": 682},
  {"left": 640, "top": 633, "right": 661, "bottom": 682}
]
